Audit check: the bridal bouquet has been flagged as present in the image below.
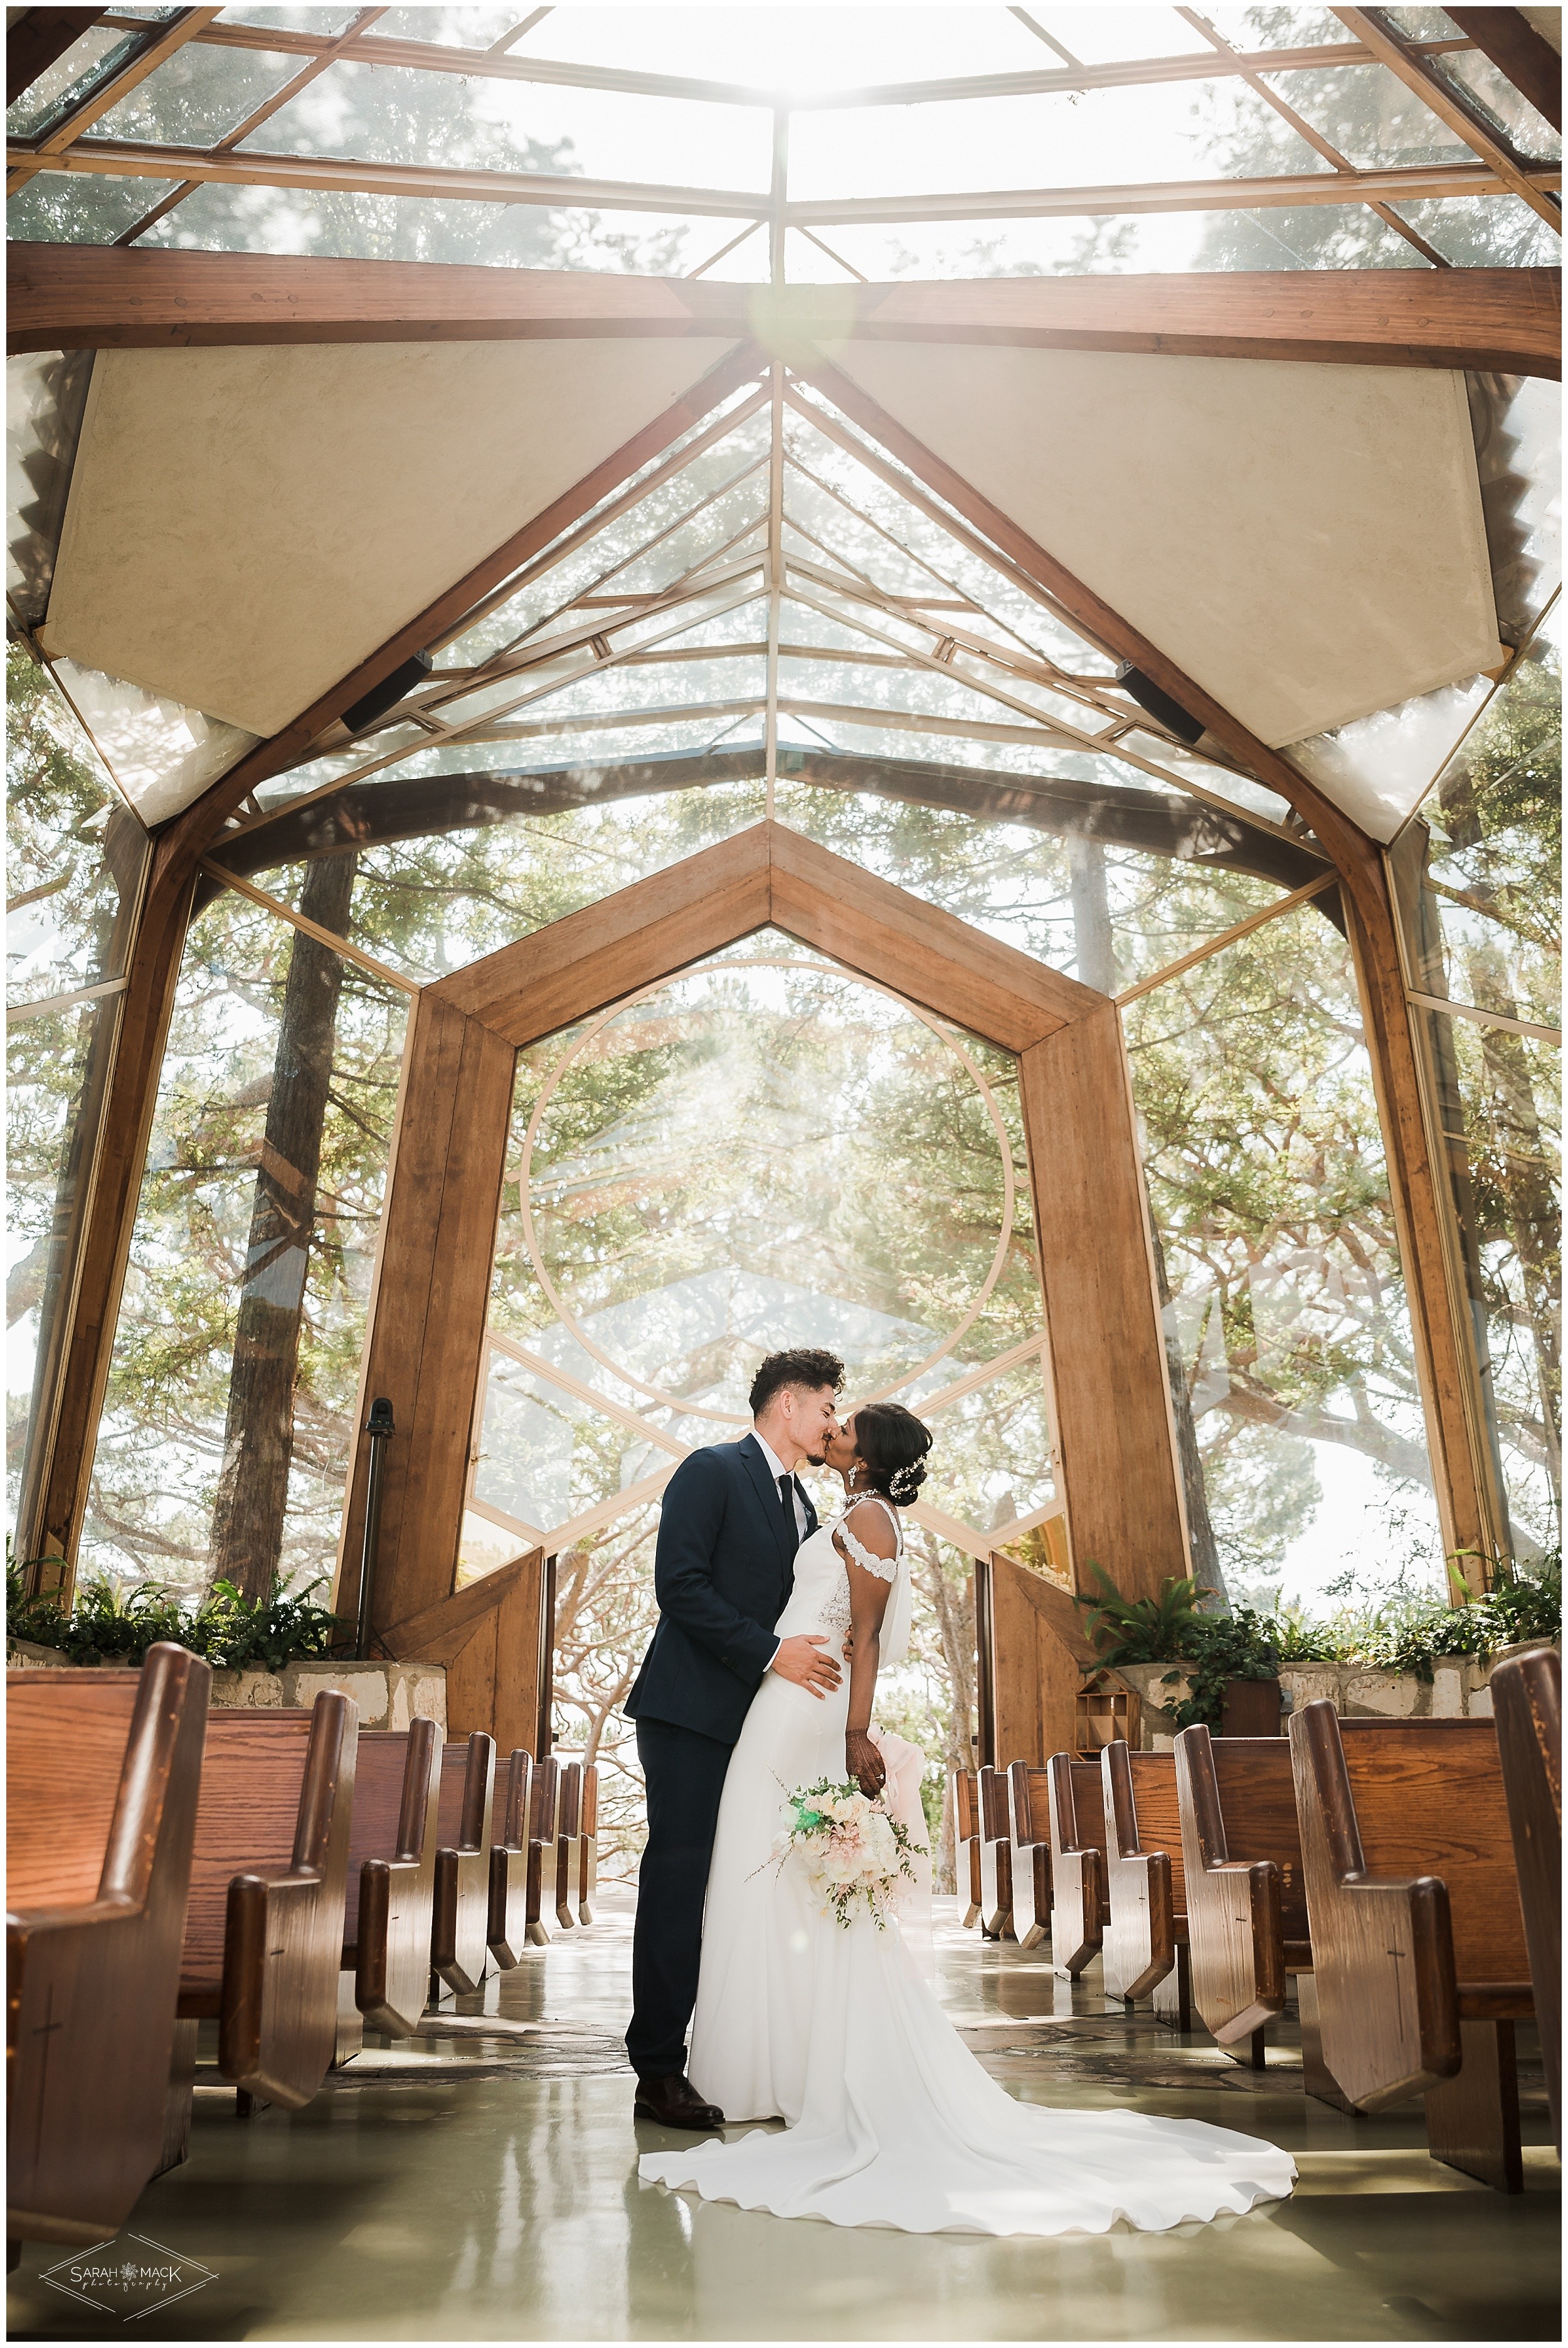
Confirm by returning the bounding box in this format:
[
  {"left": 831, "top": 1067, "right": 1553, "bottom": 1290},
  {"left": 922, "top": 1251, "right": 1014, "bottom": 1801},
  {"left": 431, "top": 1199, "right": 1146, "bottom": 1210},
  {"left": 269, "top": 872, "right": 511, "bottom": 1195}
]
[{"left": 770, "top": 1777, "right": 918, "bottom": 1930}]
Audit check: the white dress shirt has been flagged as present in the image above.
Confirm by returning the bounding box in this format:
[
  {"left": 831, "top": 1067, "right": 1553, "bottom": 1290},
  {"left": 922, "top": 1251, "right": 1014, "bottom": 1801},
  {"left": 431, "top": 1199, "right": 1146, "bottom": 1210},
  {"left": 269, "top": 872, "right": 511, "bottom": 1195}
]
[
  {"left": 753, "top": 1430, "right": 810, "bottom": 1540},
  {"left": 753, "top": 1430, "right": 809, "bottom": 1671}
]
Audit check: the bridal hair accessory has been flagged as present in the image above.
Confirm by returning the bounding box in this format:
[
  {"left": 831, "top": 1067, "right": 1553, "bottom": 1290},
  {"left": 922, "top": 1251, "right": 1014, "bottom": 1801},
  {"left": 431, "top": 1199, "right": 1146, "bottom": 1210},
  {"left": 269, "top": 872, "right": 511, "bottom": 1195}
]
[
  {"left": 886, "top": 1460, "right": 925, "bottom": 1504},
  {"left": 760, "top": 1777, "right": 917, "bottom": 1930}
]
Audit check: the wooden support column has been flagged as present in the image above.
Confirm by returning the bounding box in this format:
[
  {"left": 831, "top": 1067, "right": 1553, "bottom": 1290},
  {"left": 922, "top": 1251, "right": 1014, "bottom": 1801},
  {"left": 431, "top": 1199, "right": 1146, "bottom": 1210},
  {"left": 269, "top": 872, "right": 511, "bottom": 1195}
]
[
  {"left": 1020, "top": 1004, "right": 1190, "bottom": 1604},
  {"left": 30, "top": 844, "right": 196, "bottom": 1593},
  {"left": 340, "top": 994, "right": 515, "bottom": 1637},
  {"left": 988, "top": 1556, "right": 1098, "bottom": 1767},
  {"left": 379, "top": 1546, "right": 548, "bottom": 1749}
]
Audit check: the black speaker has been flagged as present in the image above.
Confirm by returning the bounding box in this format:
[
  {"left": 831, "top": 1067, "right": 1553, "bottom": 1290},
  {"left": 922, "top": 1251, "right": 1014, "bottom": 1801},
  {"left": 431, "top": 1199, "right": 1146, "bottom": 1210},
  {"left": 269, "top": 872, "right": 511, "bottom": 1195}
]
[
  {"left": 1113, "top": 662, "right": 1205, "bottom": 747},
  {"left": 341, "top": 649, "right": 433, "bottom": 736}
]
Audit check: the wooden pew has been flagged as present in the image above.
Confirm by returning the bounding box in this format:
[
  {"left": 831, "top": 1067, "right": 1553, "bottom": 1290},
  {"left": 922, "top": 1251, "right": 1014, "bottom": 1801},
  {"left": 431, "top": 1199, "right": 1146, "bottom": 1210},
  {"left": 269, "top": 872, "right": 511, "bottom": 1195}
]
[
  {"left": 554, "top": 1758, "right": 583, "bottom": 1930},
  {"left": 976, "top": 1763, "right": 1014, "bottom": 1938},
  {"left": 526, "top": 1754, "right": 559, "bottom": 1946},
  {"left": 951, "top": 1768, "right": 981, "bottom": 1928},
  {"left": 1175, "top": 1724, "right": 1306, "bottom": 2065},
  {"left": 1006, "top": 1760, "right": 1051, "bottom": 1953},
  {"left": 1099, "top": 1741, "right": 1190, "bottom": 2026},
  {"left": 346, "top": 1720, "right": 443, "bottom": 2036},
  {"left": 487, "top": 1748, "right": 533, "bottom": 1970},
  {"left": 1290, "top": 1702, "right": 1535, "bottom": 2191},
  {"left": 8, "top": 1646, "right": 209, "bottom": 2248},
  {"left": 432, "top": 1731, "right": 495, "bottom": 1995},
  {"left": 578, "top": 1761, "right": 599, "bottom": 1925},
  {"left": 1490, "top": 1647, "right": 1560, "bottom": 2153},
  {"left": 1046, "top": 1752, "right": 1108, "bottom": 1979},
  {"left": 177, "top": 1692, "right": 359, "bottom": 2119}
]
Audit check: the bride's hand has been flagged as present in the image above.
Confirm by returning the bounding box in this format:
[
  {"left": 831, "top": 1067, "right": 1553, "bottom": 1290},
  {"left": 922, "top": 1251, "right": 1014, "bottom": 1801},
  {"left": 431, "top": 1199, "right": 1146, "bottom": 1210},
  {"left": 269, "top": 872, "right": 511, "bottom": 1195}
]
[{"left": 846, "top": 1729, "right": 885, "bottom": 1798}]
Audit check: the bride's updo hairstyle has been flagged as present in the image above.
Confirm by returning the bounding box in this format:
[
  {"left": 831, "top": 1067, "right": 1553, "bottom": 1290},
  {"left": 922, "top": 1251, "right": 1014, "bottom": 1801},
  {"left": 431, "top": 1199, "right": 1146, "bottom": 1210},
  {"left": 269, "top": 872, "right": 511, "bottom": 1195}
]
[{"left": 852, "top": 1403, "right": 933, "bottom": 1507}]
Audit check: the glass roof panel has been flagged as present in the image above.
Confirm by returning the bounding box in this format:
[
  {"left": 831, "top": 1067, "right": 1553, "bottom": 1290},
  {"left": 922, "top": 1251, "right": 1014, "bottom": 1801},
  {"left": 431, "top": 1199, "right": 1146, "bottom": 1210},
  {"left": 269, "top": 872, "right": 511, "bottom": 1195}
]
[
  {"left": 1023, "top": 8, "right": 1214, "bottom": 64},
  {"left": 1425, "top": 45, "right": 1562, "bottom": 162},
  {"left": 813, "top": 203, "right": 1434, "bottom": 275},
  {"left": 7, "top": 23, "right": 147, "bottom": 138},
  {"left": 1202, "top": 8, "right": 1350, "bottom": 45},
  {"left": 134, "top": 178, "right": 717, "bottom": 270},
  {"left": 216, "top": 5, "right": 361, "bottom": 29},
  {"left": 8, "top": 173, "right": 182, "bottom": 245},
  {"left": 1390, "top": 193, "right": 1563, "bottom": 268},
  {"left": 517, "top": 7, "right": 1054, "bottom": 87},
  {"left": 93, "top": 42, "right": 305, "bottom": 147},
  {"left": 788, "top": 79, "right": 1328, "bottom": 202},
  {"left": 1261, "top": 61, "right": 1476, "bottom": 169},
  {"left": 375, "top": 6, "right": 533, "bottom": 45},
  {"left": 239, "top": 60, "right": 773, "bottom": 193},
  {"left": 49, "top": 656, "right": 260, "bottom": 828}
]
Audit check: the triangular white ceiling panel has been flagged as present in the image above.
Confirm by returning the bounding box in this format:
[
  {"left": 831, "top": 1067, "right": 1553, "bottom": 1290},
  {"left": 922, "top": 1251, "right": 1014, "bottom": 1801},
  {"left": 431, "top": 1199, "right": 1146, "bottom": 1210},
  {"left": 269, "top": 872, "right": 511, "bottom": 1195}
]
[
  {"left": 832, "top": 343, "right": 1500, "bottom": 760},
  {"left": 43, "top": 337, "right": 743, "bottom": 738}
]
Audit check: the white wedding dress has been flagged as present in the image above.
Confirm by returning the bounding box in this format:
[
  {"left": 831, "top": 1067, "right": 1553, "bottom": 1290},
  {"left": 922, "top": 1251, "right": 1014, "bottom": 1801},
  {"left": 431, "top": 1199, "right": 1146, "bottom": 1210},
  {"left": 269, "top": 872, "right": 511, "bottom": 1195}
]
[{"left": 638, "top": 1497, "right": 1297, "bottom": 2238}]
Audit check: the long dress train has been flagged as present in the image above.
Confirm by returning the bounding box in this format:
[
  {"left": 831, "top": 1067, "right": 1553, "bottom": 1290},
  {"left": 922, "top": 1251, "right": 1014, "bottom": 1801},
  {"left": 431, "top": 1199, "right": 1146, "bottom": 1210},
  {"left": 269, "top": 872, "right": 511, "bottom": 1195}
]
[{"left": 638, "top": 1498, "right": 1296, "bottom": 2238}]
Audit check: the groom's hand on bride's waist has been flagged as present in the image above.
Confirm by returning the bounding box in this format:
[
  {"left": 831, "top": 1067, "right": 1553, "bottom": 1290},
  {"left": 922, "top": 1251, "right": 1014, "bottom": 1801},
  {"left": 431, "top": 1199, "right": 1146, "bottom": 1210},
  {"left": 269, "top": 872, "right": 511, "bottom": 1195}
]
[{"left": 769, "top": 1634, "right": 842, "bottom": 1698}]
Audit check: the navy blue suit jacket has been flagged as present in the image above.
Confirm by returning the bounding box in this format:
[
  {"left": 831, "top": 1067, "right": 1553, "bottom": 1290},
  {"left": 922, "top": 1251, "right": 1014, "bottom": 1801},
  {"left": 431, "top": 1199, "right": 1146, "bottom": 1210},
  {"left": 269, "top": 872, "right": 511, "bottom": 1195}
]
[{"left": 626, "top": 1435, "right": 818, "bottom": 1746}]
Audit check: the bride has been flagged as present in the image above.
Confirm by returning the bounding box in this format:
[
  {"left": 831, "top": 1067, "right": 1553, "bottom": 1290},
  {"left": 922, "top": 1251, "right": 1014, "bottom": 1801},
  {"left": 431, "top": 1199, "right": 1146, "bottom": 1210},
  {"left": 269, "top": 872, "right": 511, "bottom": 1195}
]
[{"left": 639, "top": 1401, "right": 1297, "bottom": 2238}]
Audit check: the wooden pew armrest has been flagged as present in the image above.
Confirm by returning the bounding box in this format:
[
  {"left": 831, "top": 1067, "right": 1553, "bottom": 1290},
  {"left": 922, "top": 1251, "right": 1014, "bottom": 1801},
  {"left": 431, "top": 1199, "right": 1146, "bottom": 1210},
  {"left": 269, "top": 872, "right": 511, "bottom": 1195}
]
[
  {"left": 7, "top": 1893, "right": 142, "bottom": 1938},
  {"left": 1458, "top": 1984, "right": 1535, "bottom": 2020},
  {"left": 220, "top": 1865, "right": 329, "bottom": 2088}
]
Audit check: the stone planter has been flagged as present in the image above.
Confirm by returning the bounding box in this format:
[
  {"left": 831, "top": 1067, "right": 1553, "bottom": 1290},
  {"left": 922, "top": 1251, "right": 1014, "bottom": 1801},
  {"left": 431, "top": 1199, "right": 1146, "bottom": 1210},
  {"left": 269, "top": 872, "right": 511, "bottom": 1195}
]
[
  {"left": 5, "top": 1641, "right": 446, "bottom": 1728},
  {"left": 1093, "top": 1640, "right": 1559, "bottom": 1748}
]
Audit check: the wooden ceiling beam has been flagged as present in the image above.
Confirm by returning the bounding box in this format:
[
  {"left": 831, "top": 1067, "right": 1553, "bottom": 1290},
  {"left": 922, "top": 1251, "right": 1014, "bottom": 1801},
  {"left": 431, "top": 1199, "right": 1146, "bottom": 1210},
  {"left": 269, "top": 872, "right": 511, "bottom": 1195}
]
[
  {"left": 1446, "top": 7, "right": 1561, "bottom": 132},
  {"left": 77, "top": 11, "right": 1482, "bottom": 110},
  {"left": 10, "top": 244, "right": 1560, "bottom": 376},
  {"left": 9, "top": 135, "right": 1555, "bottom": 232}
]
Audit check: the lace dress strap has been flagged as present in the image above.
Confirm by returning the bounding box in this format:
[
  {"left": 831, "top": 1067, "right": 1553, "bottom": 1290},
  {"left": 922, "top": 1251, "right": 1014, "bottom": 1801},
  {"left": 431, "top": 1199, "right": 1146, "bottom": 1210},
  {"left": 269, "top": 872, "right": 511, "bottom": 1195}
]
[{"left": 834, "top": 1494, "right": 902, "bottom": 1581}]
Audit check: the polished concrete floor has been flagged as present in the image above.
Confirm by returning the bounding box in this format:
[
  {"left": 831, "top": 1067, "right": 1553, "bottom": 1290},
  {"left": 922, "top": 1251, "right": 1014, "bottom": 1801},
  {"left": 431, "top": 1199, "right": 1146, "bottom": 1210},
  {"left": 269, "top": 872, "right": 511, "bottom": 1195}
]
[{"left": 9, "top": 1890, "right": 1559, "bottom": 2342}]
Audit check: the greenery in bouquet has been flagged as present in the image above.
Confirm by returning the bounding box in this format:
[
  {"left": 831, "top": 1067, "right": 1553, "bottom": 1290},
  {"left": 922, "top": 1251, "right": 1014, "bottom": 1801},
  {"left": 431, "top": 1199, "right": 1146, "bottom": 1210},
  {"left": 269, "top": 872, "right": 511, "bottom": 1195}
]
[{"left": 770, "top": 1777, "right": 918, "bottom": 1931}]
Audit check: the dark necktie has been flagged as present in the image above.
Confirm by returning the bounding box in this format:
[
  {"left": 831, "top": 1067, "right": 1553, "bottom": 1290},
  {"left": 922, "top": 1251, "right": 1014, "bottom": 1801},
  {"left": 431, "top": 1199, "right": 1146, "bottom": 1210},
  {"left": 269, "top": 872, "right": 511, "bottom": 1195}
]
[{"left": 777, "top": 1473, "right": 797, "bottom": 1550}]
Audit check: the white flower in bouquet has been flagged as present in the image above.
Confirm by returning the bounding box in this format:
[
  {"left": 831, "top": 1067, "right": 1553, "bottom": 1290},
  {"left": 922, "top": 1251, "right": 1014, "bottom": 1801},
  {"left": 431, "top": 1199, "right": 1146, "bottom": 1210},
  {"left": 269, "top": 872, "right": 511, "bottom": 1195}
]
[{"left": 757, "top": 1775, "right": 919, "bottom": 1930}]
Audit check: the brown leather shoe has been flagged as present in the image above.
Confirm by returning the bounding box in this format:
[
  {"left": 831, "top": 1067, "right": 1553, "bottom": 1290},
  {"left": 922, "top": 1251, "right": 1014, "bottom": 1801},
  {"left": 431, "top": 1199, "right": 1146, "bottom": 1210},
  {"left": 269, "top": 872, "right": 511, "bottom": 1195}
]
[{"left": 634, "top": 2072, "right": 724, "bottom": 2128}]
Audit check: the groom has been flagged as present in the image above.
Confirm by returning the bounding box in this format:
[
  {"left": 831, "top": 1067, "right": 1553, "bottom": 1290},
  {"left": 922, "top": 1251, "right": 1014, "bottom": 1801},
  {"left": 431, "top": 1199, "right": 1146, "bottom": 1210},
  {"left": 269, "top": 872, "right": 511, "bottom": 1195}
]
[{"left": 624, "top": 1347, "right": 846, "bottom": 2127}]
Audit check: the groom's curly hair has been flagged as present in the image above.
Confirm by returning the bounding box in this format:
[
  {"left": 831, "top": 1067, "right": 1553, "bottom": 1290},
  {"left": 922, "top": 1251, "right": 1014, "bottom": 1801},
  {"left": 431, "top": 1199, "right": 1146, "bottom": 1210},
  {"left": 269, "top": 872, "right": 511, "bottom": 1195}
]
[{"left": 750, "top": 1349, "right": 845, "bottom": 1416}]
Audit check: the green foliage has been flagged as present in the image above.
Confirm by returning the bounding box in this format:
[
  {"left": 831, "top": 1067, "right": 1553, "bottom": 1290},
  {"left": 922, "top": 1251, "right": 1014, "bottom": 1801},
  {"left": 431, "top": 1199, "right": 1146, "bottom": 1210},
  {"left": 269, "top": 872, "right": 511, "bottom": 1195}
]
[
  {"left": 1075, "top": 1563, "right": 1215, "bottom": 1668},
  {"left": 1167, "top": 1608, "right": 1284, "bottom": 1734},
  {"left": 1351, "top": 1551, "right": 1562, "bottom": 1682},
  {"left": 6, "top": 1554, "right": 343, "bottom": 1672}
]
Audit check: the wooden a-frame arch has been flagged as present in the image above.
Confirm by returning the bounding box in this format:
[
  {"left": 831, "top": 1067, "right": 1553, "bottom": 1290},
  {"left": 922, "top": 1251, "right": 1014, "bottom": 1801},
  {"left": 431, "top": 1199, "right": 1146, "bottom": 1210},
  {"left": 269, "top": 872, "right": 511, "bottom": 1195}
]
[{"left": 340, "top": 820, "right": 1196, "bottom": 1754}]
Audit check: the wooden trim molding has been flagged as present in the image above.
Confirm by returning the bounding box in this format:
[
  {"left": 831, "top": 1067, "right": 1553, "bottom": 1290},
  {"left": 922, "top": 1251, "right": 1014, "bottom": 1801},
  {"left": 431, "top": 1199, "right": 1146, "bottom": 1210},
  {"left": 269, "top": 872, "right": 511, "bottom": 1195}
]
[
  {"left": 9, "top": 245, "right": 1560, "bottom": 376},
  {"left": 368, "top": 820, "right": 1192, "bottom": 1649}
]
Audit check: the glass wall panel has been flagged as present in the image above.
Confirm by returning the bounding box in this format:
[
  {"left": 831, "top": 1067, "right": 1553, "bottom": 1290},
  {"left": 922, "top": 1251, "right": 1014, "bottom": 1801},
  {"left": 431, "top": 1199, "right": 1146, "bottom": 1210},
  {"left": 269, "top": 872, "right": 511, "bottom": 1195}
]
[
  {"left": 7, "top": 647, "right": 148, "bottom": 1553},
  {"left": 230, "top": 780, "right": 768, "bottom": 982},
  {"left": 1397, "top": 632, "right": 1561, "bottom": 1034},
  {"left": 490, "top": 943, "right": 1038, "bottom": 1420},
  {"left": 1123, "top": 901, "right": 1444, "bottom": 1610},
  {"left": 1419, "top": 1007, "right": 1560, "bottom": 1558},
  {"left": 774, "top": 772, "right": 1313, "bottom": 992},
  {"left": 80, "top": 882, "right": 409, "bottom": 1598}
]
